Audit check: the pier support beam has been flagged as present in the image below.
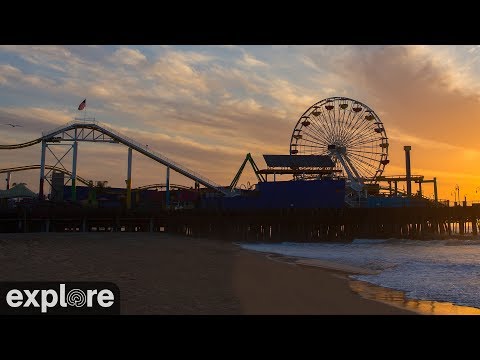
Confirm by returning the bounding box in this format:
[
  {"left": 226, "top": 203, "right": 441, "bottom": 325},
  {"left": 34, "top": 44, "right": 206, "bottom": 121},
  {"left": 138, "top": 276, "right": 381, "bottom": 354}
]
[
  {"left": 126, "top": 147, "right": 132, "bottom": 210},
  {"left": 39, "top": 140, "right": 46, "bottom": 199},
  {"left": 166, "top": 166, "right": 170, "bottom": 209}
]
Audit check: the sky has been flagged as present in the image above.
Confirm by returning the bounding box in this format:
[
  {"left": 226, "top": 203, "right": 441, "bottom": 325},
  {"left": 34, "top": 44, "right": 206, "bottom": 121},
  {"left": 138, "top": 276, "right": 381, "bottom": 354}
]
[{"left": 1, "top": 45, "right": 480, "bottom": 202}]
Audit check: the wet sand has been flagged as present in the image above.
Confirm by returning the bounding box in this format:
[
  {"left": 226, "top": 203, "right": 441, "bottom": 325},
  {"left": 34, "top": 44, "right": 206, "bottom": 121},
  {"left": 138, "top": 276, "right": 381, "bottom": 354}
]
[
  {"left": 0, "top": 233, "right": 413, "bottom": 314},
  {"left": 350, "top": 280, "right": 480, "bottom": 315}
]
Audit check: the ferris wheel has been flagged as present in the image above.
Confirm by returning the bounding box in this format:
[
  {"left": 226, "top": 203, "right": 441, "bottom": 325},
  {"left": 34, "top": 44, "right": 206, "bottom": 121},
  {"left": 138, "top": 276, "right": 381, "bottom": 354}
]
[{"left": 289, "top": 97, "right": 389, "bottom": 188}]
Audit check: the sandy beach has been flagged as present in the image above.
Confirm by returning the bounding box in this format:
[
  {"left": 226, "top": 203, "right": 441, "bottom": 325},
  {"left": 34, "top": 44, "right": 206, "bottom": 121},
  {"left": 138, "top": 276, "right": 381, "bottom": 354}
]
[{"left": 0, "top": 233, "right": 413, "bottom": 315}]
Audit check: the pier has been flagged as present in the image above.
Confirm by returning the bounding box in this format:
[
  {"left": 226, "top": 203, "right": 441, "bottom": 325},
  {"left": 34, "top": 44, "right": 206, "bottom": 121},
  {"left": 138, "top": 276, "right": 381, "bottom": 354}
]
[
  {"left": 2, "top": 204, "right": 479, "bottom": 241},
  {"left": 1, "top": 99, "right": 478, "bottom": 241}
]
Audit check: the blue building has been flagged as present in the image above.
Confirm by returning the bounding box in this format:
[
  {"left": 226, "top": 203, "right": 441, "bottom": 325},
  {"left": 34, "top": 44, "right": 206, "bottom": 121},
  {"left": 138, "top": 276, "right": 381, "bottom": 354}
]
[{"left": 202, "top": 178, "right": 345, "bottom": 210}]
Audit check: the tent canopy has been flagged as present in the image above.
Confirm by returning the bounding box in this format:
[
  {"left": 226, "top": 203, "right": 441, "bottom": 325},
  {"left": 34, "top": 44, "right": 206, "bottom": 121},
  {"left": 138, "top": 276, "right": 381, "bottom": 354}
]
[{"left": 0, "top": 183, "right": 37, "bottom": 199}]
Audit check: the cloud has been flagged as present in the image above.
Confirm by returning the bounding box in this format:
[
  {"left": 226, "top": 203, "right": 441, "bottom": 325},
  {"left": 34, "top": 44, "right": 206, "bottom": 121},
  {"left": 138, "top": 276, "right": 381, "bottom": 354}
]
[
  {"left": 238, "top": 52, "right": 268, "bottom": 67},
  {"left": 0, "top": 64, "right": 57, "bottom": 89},
  {"left": 0, "top": 45, "right": 73, "bottom": 73},
  {"left": 146, "top": 51, "right": 210, "bottom": 94},
  {"left": 387, "top": 126, "right": 480, "bottom": 156},
  {"left": 109, "top": 47, "right": 147, "bottom": 66}
]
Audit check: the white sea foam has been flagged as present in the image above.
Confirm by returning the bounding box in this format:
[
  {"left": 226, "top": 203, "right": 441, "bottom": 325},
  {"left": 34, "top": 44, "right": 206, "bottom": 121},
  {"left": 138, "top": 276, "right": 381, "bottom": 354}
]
[{"left": 240, "top": 239, "right": 480, "bottom": 309}]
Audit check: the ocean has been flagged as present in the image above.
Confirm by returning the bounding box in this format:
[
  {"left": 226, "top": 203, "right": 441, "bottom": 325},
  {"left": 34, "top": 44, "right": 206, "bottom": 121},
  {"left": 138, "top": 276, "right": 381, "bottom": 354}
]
[{"left": 240, "top": 239, "right": 480, "bottom": 310}]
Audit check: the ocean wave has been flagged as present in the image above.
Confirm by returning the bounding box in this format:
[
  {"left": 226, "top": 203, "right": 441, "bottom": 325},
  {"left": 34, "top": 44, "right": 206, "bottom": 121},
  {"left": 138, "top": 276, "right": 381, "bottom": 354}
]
[
  {"left": 240, "top": 240, "right": 480, "bottom": 309},
  {"left": 351, "top": 239, "right": 390, "bottom": 244}
]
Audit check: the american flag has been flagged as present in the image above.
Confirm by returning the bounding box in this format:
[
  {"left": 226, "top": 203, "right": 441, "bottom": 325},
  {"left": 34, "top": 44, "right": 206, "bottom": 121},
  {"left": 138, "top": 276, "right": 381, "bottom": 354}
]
[{"left": 78, "top": 99, "right": 86, "bottom": 110}]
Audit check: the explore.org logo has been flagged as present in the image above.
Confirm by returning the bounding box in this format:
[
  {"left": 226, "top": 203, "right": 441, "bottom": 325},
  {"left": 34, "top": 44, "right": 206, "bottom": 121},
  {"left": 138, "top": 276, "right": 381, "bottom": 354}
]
[{"left": 0, "top": 282, "right": 120, "bottom": 315}]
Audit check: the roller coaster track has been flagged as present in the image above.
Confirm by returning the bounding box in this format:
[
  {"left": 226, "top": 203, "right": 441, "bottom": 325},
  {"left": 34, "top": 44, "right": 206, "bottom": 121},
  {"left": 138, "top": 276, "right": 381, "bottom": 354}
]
[
  {"left": 133, "top": 183, "right": 192, "bottom": 191},
  {"left": 0, "top": 138, "right": 42, "bottom": 149},
  {"left": 0, "top": 165, "right": 91, "bottom": 186},
  {"left": 0, "top": 166, "right": 201, "bottom": 192},
  {"left": 0, "top": 119, "right": 230, "bottom": 195}
]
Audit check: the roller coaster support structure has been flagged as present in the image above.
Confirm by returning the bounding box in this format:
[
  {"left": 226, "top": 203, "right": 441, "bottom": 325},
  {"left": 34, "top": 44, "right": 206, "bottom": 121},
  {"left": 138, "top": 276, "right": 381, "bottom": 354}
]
[
  {"left": 126, "top": 147, "right": 132, "bottom": 210},
  {"left": 72, "top": 134, "right": 78, "bottom": 201},
  {"left": 230, "top": 153, "right": 265, "bottom": 190},
  {"left": 166, "top": 166, "right": 170, "bottom": 209},
  {"left": 1, "top": 119, "right": 230, "bottom": 203},
  {"left": 39, "top": 140, "right": 46, "bottom": 199}
]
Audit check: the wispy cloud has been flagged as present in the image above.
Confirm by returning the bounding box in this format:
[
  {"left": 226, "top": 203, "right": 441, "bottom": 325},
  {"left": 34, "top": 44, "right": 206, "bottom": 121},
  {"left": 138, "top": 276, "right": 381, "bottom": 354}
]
[
  {"left": 109, "top": 47, "right": 147, "bottom": 66},
  {"left": 237, "top": 52, "right": 268, "bottom": 68}
]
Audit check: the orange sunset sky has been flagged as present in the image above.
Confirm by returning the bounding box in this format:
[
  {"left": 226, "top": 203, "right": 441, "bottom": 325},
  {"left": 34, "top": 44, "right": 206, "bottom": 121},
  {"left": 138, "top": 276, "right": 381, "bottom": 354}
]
[{"left": 1, "top": 45, "right": 479, "bottom": 202}]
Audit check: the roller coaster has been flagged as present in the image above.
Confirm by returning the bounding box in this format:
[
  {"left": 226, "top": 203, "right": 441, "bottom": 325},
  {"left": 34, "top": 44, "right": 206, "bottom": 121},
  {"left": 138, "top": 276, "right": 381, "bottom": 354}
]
[
  {"left": 0, "top": 118, "right": 231, "bottom": 208},
  {"left": 0, "top": 165, "right": 91, "bottom": 186},
  {"left": 0, "top": 165, "right": 194, "bottom": 194}
]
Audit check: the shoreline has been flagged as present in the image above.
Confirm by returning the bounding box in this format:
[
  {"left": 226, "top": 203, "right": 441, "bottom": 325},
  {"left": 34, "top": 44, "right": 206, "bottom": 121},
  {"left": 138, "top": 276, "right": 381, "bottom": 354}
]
[
  {"left": 247, "top": 250, "right": 480, "bottom": 315},
  {"left": 0, "top": 232, "right": 411, "bottom": 314},
  {"left": 349, "top": 280, "right": 480, "bottom": 315},
  {"left": 2, "top": 232, "right": 477, "bottom": 314}
]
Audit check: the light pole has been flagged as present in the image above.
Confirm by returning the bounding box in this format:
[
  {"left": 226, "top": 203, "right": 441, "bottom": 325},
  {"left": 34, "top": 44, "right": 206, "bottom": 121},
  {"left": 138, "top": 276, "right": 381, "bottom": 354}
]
[{"left": 455, "top": 184, "right": 460, "bottom": 205}]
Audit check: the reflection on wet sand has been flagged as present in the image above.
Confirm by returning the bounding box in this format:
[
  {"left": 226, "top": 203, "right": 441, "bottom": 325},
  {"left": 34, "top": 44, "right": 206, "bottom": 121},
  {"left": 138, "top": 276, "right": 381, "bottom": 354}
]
[{"left": 350, "top": 280, "right": 480, "bottom": 315}]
